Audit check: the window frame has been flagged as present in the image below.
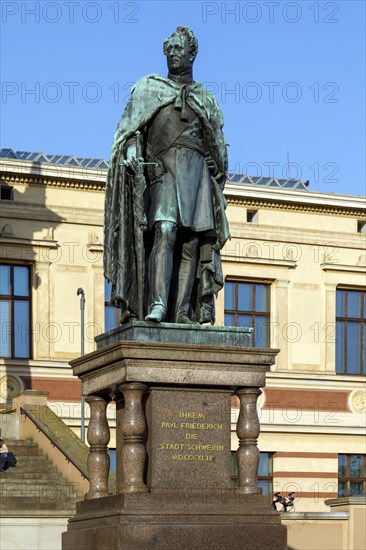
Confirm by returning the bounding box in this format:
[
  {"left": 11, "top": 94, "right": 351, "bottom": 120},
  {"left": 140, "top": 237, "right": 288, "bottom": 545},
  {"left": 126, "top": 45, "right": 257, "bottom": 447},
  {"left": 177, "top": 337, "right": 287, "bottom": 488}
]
[
  {"left": 338, "top": 454, "right": 366, "bottom": 497},
  {"left": 224, "top": 279, "right": 271, "bottom": 347},
  {"left": 336, "top": 288, "right": 365, "bottom": 375},
  {"left": 0, "top": 264, "right": 32, "bottom": 359}
]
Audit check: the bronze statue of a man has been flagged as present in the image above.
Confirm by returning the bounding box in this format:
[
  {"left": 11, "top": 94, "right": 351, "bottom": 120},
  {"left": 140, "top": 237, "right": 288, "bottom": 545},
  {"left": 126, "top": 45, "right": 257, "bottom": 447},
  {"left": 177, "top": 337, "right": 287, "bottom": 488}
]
[{"left": 104, "top": 26, "right": 229, "bottom": 324}]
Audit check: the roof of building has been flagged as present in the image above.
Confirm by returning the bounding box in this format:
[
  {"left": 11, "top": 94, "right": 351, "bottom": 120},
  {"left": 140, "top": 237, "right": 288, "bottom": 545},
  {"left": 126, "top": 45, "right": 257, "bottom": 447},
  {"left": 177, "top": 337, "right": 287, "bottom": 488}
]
[
  {"left": 0, "top": 148, "right": 110, "bottom": 170},
  {"left": 0, "top": 148, "right": 309, "bottom": 190}
]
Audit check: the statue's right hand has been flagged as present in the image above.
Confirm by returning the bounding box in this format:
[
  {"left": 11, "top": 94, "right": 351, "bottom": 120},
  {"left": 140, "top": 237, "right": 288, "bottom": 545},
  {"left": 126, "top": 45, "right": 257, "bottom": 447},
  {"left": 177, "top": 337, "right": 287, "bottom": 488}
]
[
  {"left": 122, "top": 156, "right": 140, "bottom": 174},
  {"left": 123, "top": 142, "right": 140, "bottom": 174}
]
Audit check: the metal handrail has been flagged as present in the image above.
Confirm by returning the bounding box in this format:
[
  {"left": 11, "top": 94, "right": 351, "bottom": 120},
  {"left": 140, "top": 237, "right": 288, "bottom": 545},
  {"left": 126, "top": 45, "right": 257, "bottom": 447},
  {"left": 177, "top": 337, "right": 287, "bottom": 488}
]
[{"left": 20, "top": 406, "right": 89, "bottom": 480}]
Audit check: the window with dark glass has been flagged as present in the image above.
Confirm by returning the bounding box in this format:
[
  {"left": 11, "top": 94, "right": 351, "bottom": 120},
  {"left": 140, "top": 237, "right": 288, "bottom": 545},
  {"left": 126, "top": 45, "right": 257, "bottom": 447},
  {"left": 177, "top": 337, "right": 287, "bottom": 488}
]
[
  {"left": 224, "top": 281, "right": 270, "bottom": 347},
  {"left": 336, "top": 289, "right": 365, "bottom": 375},
  {"left": 0, "top": 186, "right": 14, "bottom": 200},
  {"left": 357, "top": 221, "right": 366, "bottom": 234},
  {"left": 246, "top": 210, "right": 258, "bottom": 223},
  {"left": 0, "top": 265, "right": 31, "bottom": 358},
  {"left": 231, "top": 451, "right": 273, "bottom": 496},
  {"left": 104, "top": 279, "right": 119, "bottom": 332},
  {"left": 338, "top": 454, "right": 366, "bottom": 496}
]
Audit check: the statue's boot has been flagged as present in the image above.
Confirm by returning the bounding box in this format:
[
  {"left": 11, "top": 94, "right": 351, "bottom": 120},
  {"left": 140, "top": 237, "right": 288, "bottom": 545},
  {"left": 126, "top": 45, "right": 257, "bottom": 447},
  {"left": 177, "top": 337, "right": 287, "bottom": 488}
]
[
  {"left": 176, "top": 313, "right": 198, "bottom": 324},
  {"left": 199, "top": 292, "right": 215, "bottom": 324},
  {"left": 145, "top": 304, "right": 165, "bottom": 323},
  {"left": 175, "top": 235, "right": 199, "bottom": 324}
]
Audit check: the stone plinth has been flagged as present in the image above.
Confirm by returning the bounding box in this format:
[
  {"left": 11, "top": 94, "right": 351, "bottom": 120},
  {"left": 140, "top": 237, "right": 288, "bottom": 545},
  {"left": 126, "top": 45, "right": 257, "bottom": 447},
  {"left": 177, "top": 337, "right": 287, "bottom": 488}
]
[
  {"left": 95, "top": 320, "right": 252, "bottom": 349},
  {"left": 63, "top": 324, "right": 286, "bottom": 549},
  {"left": 63, "top": 493, "right": 285, "bottom": 550}
]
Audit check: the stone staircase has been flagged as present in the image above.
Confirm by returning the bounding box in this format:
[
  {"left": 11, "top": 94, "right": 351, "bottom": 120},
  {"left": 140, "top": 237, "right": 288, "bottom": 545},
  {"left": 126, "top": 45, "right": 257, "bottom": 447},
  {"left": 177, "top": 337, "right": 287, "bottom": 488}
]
[{"left": 0, "top": 439, "right": 80, "bottom": 516}]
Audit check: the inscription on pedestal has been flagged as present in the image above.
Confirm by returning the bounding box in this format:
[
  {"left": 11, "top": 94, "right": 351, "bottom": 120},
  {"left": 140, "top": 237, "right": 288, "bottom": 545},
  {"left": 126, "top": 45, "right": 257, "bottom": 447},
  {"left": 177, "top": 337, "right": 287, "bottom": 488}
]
[{"left": 147, "top": 388, "right": 231, "bottom": 490}]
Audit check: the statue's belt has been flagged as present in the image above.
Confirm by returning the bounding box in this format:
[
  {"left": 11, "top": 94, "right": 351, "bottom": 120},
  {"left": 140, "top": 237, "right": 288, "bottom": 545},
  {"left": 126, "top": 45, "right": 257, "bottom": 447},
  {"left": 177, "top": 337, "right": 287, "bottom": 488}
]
[
  {"left": 146, "top": 135, "right": 207, "bottom": 184},
  {"left": 170, "top": 136, "right": 206, "bottom": 158}
]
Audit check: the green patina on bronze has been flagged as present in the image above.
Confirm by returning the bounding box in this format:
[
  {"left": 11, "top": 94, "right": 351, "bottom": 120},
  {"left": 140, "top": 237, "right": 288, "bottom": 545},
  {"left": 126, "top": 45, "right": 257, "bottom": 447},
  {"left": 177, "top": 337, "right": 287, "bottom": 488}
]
[{"left": 104, "top": 26, "right": 229, "bottom": 326}]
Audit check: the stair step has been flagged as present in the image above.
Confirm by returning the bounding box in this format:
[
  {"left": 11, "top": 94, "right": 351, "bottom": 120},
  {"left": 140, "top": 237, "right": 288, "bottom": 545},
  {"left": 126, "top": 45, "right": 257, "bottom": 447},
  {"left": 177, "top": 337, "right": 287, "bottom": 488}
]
[
  {"left": 4, "top": 440, "right": 36, "bottom": 448},
  {"left": 15, "top": 454, "right": 51, "bottom": 461},
  {"left": 0, "top": 488, "right": 77, "bottom": 502},
  {"left": 0, "top": 496, "right": 78, "bottom": 512},
  {"left": 11, "top": 462, "right": 51, "bottom": 472},
  {"left": 6, "top": 447, "right": 42, "bottom": 456},
  {"left": 5, "top": 441, "right": 35, "bottom": 446},
  {"left": 1, "top": 439, "right": 84, "bottom": 514},
  {"left": 5, "top": 466, "right": 55, "bottom": 474},
  {"left": 0, "top": 490, "right": 78, "bottom": 500},
  {"left": 0, "top": 477, "right": 76, "bottom": 487},
  {"left": 12, "top": 463, "right": 54, "bottom": 471},
  {"left": 1, "top": 470, "right": 64, "bottom": 480},
  {"left": 14, "top": 465, "right": 53, "bottom": 473}
]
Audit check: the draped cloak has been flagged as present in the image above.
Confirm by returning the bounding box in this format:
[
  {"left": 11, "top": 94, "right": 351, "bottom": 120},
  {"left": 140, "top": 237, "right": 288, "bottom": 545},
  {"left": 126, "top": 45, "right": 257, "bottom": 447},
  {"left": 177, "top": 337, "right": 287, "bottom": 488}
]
[{"left": 104, "top": 74, "right": 230, "bottom": 320}]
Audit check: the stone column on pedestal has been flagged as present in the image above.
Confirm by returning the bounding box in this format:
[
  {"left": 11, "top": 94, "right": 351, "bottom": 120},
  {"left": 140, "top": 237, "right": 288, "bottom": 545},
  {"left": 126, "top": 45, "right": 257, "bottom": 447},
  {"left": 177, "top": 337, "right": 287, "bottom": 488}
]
[
  {"left": 85, "top": 394, "right": 112, "bottom": 500},
  {"left": 115, "top": 393, "right": 124, "bottom": 493},
  {"left": 236, "top": 388, "right": 262, "bottom": 494},
  {"left": 119, "top": 382, "right": 149, "bottom": 493}
]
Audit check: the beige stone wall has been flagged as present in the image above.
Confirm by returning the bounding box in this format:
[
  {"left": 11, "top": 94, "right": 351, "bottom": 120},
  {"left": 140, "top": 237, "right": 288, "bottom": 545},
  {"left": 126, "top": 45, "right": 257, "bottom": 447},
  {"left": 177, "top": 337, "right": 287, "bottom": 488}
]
[
  {"left": 282, "top": 514, "right": 349, "bottom": 550},
  {"left": 0, "top": 518, "right": 68, "bottom": 550},
  {"left": 1, "top": 159, "right": 365, "bottom": 515},
  {"left": 325, "top": 497, "right": 366, "bottom": 550}
]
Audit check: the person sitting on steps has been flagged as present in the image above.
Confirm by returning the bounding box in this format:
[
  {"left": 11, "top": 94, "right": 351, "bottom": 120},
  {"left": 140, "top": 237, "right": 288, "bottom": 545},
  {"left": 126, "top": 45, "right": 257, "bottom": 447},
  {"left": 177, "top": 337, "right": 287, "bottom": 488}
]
[{"left": 0, "top": 438, "right": 9, "bottom": 472}]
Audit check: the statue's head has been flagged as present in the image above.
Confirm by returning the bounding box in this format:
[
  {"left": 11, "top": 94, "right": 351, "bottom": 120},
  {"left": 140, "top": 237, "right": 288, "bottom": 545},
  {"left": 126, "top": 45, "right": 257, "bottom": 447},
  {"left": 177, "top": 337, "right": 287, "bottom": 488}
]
[{"left": 163, "top": 26, "right": 198, "bottom": 74}]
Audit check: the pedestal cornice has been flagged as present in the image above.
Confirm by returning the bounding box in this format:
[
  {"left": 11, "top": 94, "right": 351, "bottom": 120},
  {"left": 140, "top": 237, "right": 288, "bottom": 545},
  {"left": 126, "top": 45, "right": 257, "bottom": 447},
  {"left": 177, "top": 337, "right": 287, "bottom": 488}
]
[{"left": 70, "top": 339, "right": 279, "bottom": 396}]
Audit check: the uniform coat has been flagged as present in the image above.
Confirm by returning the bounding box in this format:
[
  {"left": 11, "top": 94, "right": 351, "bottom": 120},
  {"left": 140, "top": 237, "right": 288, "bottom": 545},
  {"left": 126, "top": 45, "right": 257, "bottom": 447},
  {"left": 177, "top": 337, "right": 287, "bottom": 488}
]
[{"left": 104, "top": 74, "right": 229, "bottom": 320}]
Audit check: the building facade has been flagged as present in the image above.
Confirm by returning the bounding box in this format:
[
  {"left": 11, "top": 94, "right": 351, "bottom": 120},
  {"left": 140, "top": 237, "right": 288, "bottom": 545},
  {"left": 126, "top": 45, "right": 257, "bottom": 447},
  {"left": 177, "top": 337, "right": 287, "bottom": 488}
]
[{"left": 1, "top": 149, "right": 365, "bottom": 512}]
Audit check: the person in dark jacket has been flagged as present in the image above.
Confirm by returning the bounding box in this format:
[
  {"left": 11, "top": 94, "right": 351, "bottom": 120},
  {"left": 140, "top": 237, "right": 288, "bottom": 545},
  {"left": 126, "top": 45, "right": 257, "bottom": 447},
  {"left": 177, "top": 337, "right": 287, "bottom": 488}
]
[{"left": 0, "top": 438, "right": 8, "bottom": 472}]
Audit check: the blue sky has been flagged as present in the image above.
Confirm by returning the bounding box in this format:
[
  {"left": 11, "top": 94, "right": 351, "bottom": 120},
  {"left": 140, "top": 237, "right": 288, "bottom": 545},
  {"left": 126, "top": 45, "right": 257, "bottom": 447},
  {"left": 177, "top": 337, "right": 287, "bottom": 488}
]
[{"left": 1, "top": 0, "right": 365, "bottom": 196}]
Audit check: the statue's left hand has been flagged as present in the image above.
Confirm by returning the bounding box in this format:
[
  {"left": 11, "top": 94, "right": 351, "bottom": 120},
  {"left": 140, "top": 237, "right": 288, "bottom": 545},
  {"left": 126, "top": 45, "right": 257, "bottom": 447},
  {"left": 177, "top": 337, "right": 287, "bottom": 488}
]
[{"left": 205, "top": 154, "right": 217, "bottom": 175}]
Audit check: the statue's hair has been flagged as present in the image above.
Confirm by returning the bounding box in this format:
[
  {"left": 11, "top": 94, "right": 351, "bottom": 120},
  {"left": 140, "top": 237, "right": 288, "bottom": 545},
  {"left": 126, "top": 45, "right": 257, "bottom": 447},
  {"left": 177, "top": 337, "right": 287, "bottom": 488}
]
[{"left": 163, "top": 26, "right": 198, "bottom": 61}]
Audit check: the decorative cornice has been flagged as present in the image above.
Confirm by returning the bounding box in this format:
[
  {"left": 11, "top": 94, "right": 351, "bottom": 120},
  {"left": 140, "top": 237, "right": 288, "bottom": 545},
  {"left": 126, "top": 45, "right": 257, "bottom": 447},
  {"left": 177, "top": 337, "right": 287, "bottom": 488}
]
[
  {"left": 0, "top": 173, "right": 105, "bottom": 192},
  {"left": 226, "top": 196, "right": 366, "bottom": 218},
  {"left": 0, "top": 236, "right": 58, "bottom": 249},
  {"left": 87, "top": 243, "right": 103, "bottom": 253},
  {"left": 1, "top": 161, "right": 365, "bottom": 215},
  {"left": 0, "top": 157, "right": 106, "bottom": 182},
  {"left": 321, "top": 263, "right": 366, "bottom": 273},
  {"left": 226, "top": 183, "right": 365, "bottom": 208},
  {"left": 1, "top": 201, "right": 103, "bottom": 226},
  {"left": 221, "top": 254, "right": 297, "bottom": 268}
]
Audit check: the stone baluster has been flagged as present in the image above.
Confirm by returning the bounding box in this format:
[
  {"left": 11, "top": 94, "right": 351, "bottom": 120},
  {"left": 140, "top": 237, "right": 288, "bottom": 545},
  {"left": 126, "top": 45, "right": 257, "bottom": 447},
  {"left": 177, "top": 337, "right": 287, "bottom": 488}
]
[
  {"left": 85, "top": 394, "right": 112, "bottom": 500},
  {"left": 119, "top": 382, "right": 148, "bottom": 493},
  {"left": 115, "top": 393, "right": 124, "bottom": 494},
  {"left": 236, "top": 388, "right": 262, "bottom": 494}
]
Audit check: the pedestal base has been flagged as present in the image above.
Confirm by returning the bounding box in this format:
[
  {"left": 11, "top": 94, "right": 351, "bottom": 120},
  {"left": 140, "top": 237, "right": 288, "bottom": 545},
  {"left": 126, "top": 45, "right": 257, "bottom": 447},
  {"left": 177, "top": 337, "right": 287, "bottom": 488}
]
[
  {"left": 63, "top": 493, "right": 286, "bottom": 550},
  {"left": 65, "top": 326, "right": 286, "bottom": 549}
]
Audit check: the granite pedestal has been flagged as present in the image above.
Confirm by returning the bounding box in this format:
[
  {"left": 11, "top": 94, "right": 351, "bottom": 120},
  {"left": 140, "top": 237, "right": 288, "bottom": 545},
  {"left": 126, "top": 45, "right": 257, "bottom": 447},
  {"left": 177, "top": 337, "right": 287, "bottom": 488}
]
[{"left": 62, "top": 323, "right": 287, "bottom": 549}]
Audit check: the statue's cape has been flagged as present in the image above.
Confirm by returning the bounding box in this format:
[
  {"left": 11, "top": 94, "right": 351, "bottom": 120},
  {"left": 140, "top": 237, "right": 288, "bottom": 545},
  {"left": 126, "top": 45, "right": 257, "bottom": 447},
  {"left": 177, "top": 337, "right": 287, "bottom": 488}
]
[{"left": 104, "top": 74, "right": 229, "bottom": 318}]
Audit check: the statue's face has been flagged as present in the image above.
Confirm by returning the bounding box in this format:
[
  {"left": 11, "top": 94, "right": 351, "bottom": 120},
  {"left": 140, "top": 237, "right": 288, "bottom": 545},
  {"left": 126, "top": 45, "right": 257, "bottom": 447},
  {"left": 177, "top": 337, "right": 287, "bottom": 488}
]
[{"left": 165, "top": 34, "right": 193, "bottom": 74}]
